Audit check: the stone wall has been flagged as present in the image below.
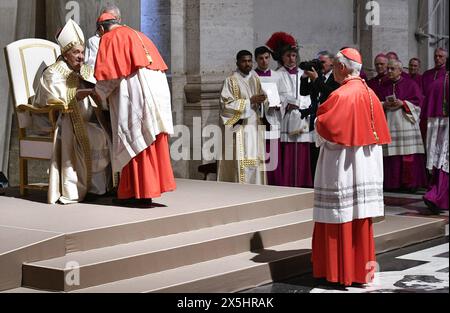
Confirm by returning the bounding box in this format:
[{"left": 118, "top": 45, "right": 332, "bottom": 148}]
[
  {"left": 1, "top": 0, "right": 44, "bottom": 185},
  {"left": 181, "top": 0, "right": 255, "bottom": 179},
  {"left": 2, "top": 0, "right": 439, "bottom": 184},
  {"left": 253, "top": 0, "right": 355, "bottom": 63},
  {"left": 45, "top": 0, "right": 140, "bottom": 41}
]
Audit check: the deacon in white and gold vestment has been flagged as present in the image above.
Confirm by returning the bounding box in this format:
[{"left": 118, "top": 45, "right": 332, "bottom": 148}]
[{"left": 218, "top": 50, "right": 267, "bottom": 185}]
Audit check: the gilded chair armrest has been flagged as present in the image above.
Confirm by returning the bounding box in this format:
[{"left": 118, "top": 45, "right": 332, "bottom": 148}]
[{"left": 17, "top": 104, "right": 69, "bottom": 114}]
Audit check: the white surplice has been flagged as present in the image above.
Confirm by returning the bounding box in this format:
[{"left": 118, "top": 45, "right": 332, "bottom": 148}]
[
  {"left": 426, "top": 117, "right": 449, "bottom": 173},
  {"left": 84, "top": 35, "right": 100, "bottom": 67},
  {"left": 383, "top": 101, "right": 425, "bottom": 157},
  {"left": 313, "top": 133, "right": 385, "bottom": 224},
  {"left": 253, "top": 69, "right": 282, "bottom": 141},
  {"left": 277, "top": 67, "right": 314, "bottom": 143},
  {"left": 95, "top": 68, "right": 174, "bottom": 174}
]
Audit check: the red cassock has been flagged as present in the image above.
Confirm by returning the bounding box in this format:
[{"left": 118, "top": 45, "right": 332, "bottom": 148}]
[
  {"left": 312, "top": 219, "right": 376, "bottom": 286},
  {"left": 95, "top": 26, "right": 176, "bottom": 200},
  {"left": 313, "top": 77, "right": 391, "bottom": 286},
  {"left": 117, "top": 134, "right": 176, "bottom": 200}
]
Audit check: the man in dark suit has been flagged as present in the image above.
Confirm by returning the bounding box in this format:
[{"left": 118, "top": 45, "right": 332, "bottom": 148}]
[
  {"left": 303, "top": 51, "right": 341, "bottom": 179},
  {"left": 305, "top": 51, "right": 341, "bottom": 106}
]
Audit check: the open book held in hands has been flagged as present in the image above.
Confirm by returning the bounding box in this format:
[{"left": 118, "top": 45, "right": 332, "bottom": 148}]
[{"left": 261, "top": 82, "right": 281, "bottom": 108}]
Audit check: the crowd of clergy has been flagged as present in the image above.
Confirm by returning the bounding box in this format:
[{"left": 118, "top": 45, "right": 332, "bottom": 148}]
[
  {"left": 218, "top": 33, "right": 449, "bottom": 216},
  {"left": 218, "top": 33, "right": 448, "bottom": 286}
]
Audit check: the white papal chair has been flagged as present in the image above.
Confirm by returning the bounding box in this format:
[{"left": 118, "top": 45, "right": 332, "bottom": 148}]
[{"left": 4, "top": 38, "right": 66, "bottom": 196}]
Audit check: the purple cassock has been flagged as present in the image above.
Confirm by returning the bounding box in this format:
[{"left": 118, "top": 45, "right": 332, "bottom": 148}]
[
  {"left": 407, "top": 73, "right": 423, "bottom": 93},
  {"left": 254, "top": 68, "right": 283, "bottom": 186},
  {"left": 360, "top": 70, "right": 368, "bottom": 81},
  {"left": 422, "top": 66, "right": 447, "bottom": 97},
  {"left": 421, "top": 72, "right": 449, "bottom": 210},
  {"left": 367, "top": 73, "right": 388, "bottom": 99},
  {"left": 281, "top": 143, "right": 312, "bottom": 188},
  {"left": 421, "top": 73, "right": 449, "bottom": 118},
  {"left": 379, "top": 76, "right": 428, "bottom": 190},
  {"left": 265, "top": 139, "right": 283, "bottom": 186}
]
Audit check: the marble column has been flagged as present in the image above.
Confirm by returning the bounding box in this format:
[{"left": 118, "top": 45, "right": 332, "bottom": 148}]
[
  {"left": 168, "top": 0, "right": 189, "bottom": 178},
  {"left": 141, "top": 0, "right": 188, "bottom": 178},
  {"left": 359, "top": 0, "right": 419, "bottom": 78},
  {"left": 45, "top": 0, "right": 140, "bottom": 41},
  {"left": 2, "top": 0, "right": 46, "bottom": 186},
  {"left": 183, "top": 0, "right": 254, "bottom": 179}
]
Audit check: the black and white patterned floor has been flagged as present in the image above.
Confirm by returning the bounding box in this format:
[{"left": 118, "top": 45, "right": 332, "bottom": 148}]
[
  {"left": 244, "top": 191, "right": 449, "bottom": 294},
  {"left": 244, "top": 236, "right": 448, "bottom": 294}
]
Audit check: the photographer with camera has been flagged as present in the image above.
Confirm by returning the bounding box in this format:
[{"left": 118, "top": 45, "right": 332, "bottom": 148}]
[
  {"left": 302, "top": 51, "right": 340, "bottom": 106},
  {"left": 302, "top": 51, "right": 340, "bottom": 178}
]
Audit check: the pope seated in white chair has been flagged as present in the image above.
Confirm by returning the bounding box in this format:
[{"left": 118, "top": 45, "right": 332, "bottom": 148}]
[{"left": 32, "top": 19, "right": 112, "bottom": 204}]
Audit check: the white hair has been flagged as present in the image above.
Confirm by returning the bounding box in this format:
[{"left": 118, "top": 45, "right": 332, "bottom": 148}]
[
  {"left": 388, "top": 59, "right": 403, "bottom": 70},
  {"left": 435, "top": 47, "right": 448, "bottom": 57},
  {"left": 102, "top": 3, "right": 121, "bottom": 19},
  {"left": 335, "top": 52, "right": 362, "bottom": 76}
]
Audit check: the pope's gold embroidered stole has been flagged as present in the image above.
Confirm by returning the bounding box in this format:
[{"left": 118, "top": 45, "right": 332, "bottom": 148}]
[{"left": 51, "top": 62, "right": 92, "bottom": 191}]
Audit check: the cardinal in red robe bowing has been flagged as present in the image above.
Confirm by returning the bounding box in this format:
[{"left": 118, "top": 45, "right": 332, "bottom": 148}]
[
  {"left": 313, "top": 48, "right": 391, "bottom": 286},
  {"left": 93, "top": 13, "right": 176, "bottom": 205}
]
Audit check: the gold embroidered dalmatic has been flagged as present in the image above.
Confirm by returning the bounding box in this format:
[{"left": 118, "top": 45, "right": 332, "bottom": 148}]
[{"left": 218, "top": 71, "right": 267, "bottom": 185}]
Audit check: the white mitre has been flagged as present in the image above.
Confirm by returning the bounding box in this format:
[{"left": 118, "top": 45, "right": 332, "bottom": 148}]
[{"left": 56, "top": 19, "right": 85, "bottom": 54}]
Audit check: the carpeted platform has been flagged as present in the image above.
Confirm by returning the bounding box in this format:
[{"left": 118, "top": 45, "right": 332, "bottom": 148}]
[{"left": 0, "top": 180, "right": 446, "bottom": 292}]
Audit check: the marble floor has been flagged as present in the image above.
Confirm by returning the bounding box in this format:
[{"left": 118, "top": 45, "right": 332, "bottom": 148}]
[{"left": 244, "top": 191, "right": 449, "bottom": 294}]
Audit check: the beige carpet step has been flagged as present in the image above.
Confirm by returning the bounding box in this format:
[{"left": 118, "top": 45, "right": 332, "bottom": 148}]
[
  {"left": 68, "top": 215, "right": 445, "bottom": 293},
  {"left": 0, "top": 180, "right": 314, "bottom": 254},
  {"left": 66, "top": 188, "right": 314, "bottom": 253},
  {"left": 0, "top": 226, "right": 66, "bottom": 292},
  {"left": 374, "top": 215, "right": 447, "bottom": 254},
  {"left": 1, "top": 287, "right": 56, "bottom": 293},
  {"left": 72, "top": 238, "right": 313, "bottom": 293},
  {"left": 22, "top": 215, "right": 446, "bottom": 293},
  {"left": 22, "top": 210, "right": 314, "bottom": 291}
]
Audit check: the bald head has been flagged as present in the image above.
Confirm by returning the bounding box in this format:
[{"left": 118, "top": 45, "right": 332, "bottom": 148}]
[
  {"left": 374, "top": 54, "right": 388, "bottom": 75},
  {"left": 386, "top": 52, "right": 399, "bottom": 61}
]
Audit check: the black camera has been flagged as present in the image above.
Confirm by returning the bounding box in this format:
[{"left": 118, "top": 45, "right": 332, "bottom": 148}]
[{"left": 299, "top": 59, "right": 324, "bottom": 72}]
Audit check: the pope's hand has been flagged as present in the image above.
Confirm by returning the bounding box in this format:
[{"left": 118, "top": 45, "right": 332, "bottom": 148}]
[
  {"left": 75, "top": 88, "right": 93, "bottom": 101},
  {"left": 287, "top": 104, "right": 298, "bottom": 112}
]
